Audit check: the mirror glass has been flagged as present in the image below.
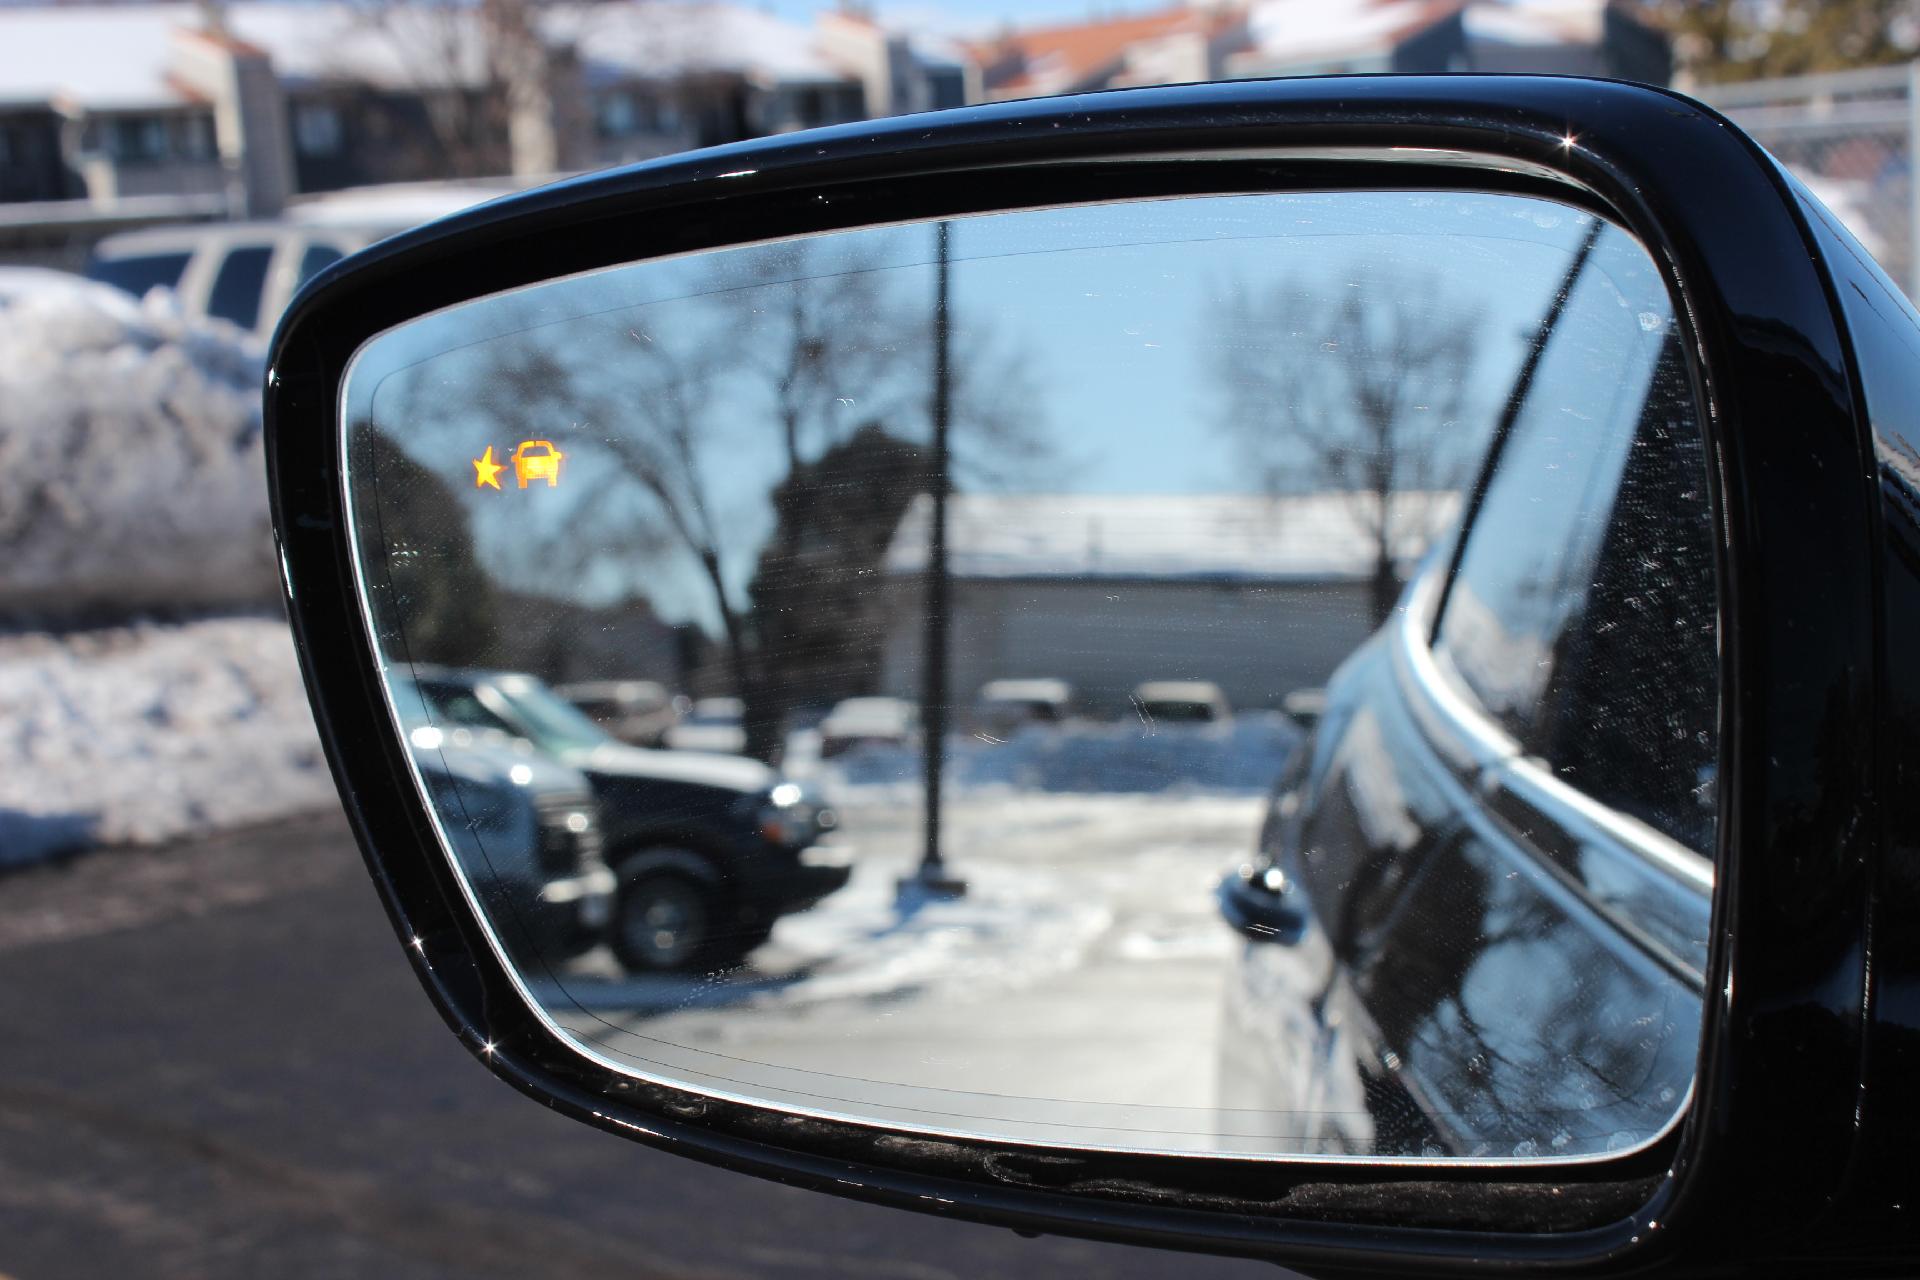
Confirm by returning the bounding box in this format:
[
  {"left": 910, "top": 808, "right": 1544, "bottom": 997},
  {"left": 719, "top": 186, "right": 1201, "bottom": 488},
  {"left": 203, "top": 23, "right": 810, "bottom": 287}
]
[{"left": 342, "top": 190, "right": 1717, "bottom": 1160}]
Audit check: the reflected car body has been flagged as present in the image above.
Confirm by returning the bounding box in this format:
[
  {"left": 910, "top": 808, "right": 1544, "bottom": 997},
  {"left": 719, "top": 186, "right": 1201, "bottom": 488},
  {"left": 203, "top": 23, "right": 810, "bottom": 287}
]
[
  {"left": 1132, "top": 680, "right": 1232, "bottom": 726},
  {"left": 1280, "top": 687, "right": 1327, "bottom": 732},
  {"left": 1219, "top": 312, "right": 1716, "bottom": 1159},
  {"left": 817, "top": 696, "right": 918, "bottom": 759},
  {"left": 405, "top": 669, "right": 848, "bottom": 970},
  {"left": 407, "top": 728, "right": 613, "bottom": 965},
  {"left": 975, "top": 678, "right": 1073, "bottom": 736}
]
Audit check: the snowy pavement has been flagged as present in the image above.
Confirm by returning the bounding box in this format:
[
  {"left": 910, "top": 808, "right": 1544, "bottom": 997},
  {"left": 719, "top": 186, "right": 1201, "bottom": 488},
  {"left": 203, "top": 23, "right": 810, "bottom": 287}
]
[{"left": 542, "top": 785, "right": 1271, "bottom": 1151}]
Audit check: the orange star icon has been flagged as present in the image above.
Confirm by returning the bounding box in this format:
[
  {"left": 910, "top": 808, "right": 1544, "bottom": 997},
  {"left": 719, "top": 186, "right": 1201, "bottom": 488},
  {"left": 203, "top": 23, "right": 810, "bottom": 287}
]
[{"left": 473, "top": 445, "right": 504, "bottom": 490}]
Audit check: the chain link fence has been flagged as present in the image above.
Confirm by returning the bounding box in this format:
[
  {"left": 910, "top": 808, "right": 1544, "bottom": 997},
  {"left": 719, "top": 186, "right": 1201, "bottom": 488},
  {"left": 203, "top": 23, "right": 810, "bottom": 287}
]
[{"left": 1696, "top": 64, "right": 1920, "bottom": 299}]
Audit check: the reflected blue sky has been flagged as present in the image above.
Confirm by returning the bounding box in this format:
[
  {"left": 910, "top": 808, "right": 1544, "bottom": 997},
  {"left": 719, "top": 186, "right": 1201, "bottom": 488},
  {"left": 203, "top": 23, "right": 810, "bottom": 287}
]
[{"left": 349, "top": 192, "right": 1666, "bottom": 633}]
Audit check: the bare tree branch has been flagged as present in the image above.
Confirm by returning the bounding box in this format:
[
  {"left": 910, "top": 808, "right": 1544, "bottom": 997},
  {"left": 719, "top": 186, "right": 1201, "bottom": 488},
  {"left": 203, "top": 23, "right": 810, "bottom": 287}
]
[{"left": 1213, "top": 260, "right": 1485, "bottom": 623}]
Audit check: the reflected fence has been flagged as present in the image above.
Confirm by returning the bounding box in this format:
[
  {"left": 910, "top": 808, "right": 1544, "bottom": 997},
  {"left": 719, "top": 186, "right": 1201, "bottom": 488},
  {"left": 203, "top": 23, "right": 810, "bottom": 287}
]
[{"left": 1696, "top": 63, "right": 1920, "bottom": 300}]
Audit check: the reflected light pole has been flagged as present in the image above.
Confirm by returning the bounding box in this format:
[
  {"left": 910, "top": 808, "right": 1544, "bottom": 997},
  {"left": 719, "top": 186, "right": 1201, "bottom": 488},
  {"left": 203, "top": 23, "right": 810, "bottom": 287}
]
[{"left": 902, "top": 219, "right": 966, "bottom": 902}]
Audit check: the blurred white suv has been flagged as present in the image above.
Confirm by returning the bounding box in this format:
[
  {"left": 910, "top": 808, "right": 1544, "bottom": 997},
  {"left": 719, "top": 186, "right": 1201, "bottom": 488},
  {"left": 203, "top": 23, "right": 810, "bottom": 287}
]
[{"left": 85, "top": 221, "right": 380, "bottom": 339}]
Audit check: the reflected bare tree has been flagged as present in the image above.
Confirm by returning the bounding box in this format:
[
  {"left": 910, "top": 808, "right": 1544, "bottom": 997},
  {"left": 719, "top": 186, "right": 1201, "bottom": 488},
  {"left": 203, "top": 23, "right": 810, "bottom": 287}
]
[
  {"left": 1214, "top": 261, "right": 1484, "bottom": 624},
  {"left": 701, "top": 238, "right": 1046, "bottom": 483},
  {"left": 375, "top": 238, "right": 1049, "bottom": 761},
  {"left": 704, "top": 241, "right": 915, "bottom": 474},
  {"left": 348, "top": 422, "right": 498, "bottom": 666}
]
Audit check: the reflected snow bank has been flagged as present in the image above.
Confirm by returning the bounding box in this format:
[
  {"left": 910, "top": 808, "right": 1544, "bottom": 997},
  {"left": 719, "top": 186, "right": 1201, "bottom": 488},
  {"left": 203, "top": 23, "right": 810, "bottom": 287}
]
[
  {"left": 0, "top": 618, "right": 332, "bottom": 866},
  {"left": 0, "top": 271, "right": 274, "bottom": 620},
  {"left": 535, "top": 858, "right": 1113, "bottom": 1017},
  {"left": 798, "top": 711, "right": 1302, "bottom": 797},
  {"left": 764, "top": 857, "right": 1113, "bottom": 1007}
]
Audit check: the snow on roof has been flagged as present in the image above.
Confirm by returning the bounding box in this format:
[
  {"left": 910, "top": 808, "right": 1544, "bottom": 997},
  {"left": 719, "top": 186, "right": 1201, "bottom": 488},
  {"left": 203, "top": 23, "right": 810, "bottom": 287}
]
[
  {"left": 229, "top": 3, "right": 492, "bottom": 91},
  {"left": 884, "top": 492, "right": 1460, "bottom": 583},
  {"left": 0, "top": 2, "right": 849, "bottom": 112},
  {"left": 1236, "top": 0, "right": 1460, "bottom": 72},
  {"left": 980, "top": 678, "right": 1073, "bottom": 704},
  {"left": 1463, "top": 0, "right": 1609, "bottom": 46},
  {"left": 0, "top": 5, "right": 196, "bottom": 109},
  {"left": 0, "top": 3, "right": 487, "bottom": 106},
  {"left": 552, "top": 3, "right": 846, "bottom": 87}
]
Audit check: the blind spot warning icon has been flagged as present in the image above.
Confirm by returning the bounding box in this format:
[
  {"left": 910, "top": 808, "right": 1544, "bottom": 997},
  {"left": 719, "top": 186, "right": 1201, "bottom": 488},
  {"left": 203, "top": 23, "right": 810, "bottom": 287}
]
[{"left": 512, "top": 440, "right": 565, "bottom": 488}]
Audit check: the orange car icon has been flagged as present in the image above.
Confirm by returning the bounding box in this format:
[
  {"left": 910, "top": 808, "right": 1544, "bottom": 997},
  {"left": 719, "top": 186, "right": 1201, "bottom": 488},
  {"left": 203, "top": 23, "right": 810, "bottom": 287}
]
[{"left": 511, "top": 439, "right": 564, "bottom": 488}]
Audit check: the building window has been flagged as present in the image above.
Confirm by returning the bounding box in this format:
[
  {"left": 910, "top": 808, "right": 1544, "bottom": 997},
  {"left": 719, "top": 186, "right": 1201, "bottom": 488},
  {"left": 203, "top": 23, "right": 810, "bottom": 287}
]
[
  {"left": 293, "top": 103, "right": 344, "bottom": 158},
  {"left": 107, "top": 116, "right": 169, "bottom": 163},
  {"left": 176, "top": 113, "right": 217, "bottom": 161},
  {"left": 597, "top": 91, "right": 635, "bottom": 137},
  {"left": 926, "top": 66, "right": 965, "bottom": 111}
]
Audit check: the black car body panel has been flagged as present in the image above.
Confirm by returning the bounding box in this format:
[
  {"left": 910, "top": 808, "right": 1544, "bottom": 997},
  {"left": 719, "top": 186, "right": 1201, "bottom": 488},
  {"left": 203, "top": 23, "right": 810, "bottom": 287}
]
[{"left": 1221, "top": 244, "right": 1719, "bottom": 1163}]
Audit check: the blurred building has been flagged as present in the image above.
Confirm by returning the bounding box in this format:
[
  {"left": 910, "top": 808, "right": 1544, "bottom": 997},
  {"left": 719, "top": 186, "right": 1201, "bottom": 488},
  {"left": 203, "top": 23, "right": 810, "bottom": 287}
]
[
  {"left": 877, "top": 492, "right": 1457, "bottom": 715},
  {"left": 1225, "top": 0, "right": 1670, "bottom": 81},
  {"left": 967, "top": 1, "right": 1671, "bottom": 100},
  {"left": 483, "top": 591, "right": 682, "bottom": 689},
  {"left": 0, "top": 1, "right": 968, "bottom": 217},
  {"left": 0, "top": 0, "right": 1671, "bottom": 263},
  {"left": 968, "top": 7, "right": 1245, "bottom": 100}
]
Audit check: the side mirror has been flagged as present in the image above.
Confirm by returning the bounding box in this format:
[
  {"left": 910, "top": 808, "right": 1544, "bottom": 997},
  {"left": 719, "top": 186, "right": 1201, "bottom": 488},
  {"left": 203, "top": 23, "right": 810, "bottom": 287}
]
[
  {"left": 1218, "top": 862, "right": 1308, "bottom": 946},
  {"left": 266, "top": 77, "right": 1900, "bottom": 1275}
]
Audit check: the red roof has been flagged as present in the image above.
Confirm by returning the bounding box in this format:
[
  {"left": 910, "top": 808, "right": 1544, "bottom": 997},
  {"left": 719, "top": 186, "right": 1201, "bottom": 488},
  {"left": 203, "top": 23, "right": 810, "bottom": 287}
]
[{"left": 969, "top": 7, "right": 1229, "bottom": 98}]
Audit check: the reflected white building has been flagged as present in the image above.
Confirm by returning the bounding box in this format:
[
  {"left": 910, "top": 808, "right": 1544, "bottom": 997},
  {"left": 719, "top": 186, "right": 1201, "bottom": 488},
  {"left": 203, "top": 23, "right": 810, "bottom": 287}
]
[{"left": 879, "top": 491, "right": 1457, "bottom": 716}]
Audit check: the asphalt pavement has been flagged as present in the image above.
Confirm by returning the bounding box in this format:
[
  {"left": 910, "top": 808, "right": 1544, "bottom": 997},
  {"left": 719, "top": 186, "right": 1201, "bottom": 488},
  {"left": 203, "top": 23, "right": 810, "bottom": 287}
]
[{"left": 0, "top": 807, "right": 1288, "bottom": 1280}]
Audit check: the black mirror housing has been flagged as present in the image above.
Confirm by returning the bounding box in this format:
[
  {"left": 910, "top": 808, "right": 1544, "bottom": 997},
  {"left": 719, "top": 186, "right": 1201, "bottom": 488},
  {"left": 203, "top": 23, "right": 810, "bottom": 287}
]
[{"left": 265, "top": 74, "right": 1915, "bottom": 1276}]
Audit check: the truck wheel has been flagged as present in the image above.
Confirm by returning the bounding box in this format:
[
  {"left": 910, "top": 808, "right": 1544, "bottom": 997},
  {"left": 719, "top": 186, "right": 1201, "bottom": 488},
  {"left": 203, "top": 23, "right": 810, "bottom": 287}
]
[{"left": 612, "top": 868, "right": 717, "bottom": 974}]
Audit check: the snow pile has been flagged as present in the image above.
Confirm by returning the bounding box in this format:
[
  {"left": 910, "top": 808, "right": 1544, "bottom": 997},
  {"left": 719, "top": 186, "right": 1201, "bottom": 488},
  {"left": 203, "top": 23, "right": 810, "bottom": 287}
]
[
  {"left": 809, "top": 712, "right": 1303, "bottom": 797},
  {"left": 749, "top": 857, "right": 1112, "bottom": 1009},
  {"left": 0, "top": 270, "right": 275, "bottom": 620},
  {"left": 0, "top": 617, "right": 332, "bottom": 866}
]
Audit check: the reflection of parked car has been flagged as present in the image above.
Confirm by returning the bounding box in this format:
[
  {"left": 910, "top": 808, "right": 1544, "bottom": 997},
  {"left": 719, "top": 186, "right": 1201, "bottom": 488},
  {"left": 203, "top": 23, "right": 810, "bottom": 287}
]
[
  {"left": 818, "top": 696, "right": 919, "bottom": 759},
  {"left": 557, "top": 679, "right": 681, "bottom": 747},
  {"left": 511, "top": 439, "right": 564, "bottom": 487},
  {"left": 1280, "top": 688, "right": 1327, "bottom": 732},
  {"left": 975, "top": 679, "right": 1072, "bottom": 736},
  {"left": 403, "top": 670, "right": 847, "bottom": 973},
  {"left": 403, "top": 717, "right": 613, "bottom": 967},
  {"left": 1218, "top": 322, "right": 1716, "bottom": 1158},
  {"left": 1131, "top": 681, "right": 1232, "bottom": 726},
  {"left": 663, "top": 696, "right": 747, "bottom": 755}
]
